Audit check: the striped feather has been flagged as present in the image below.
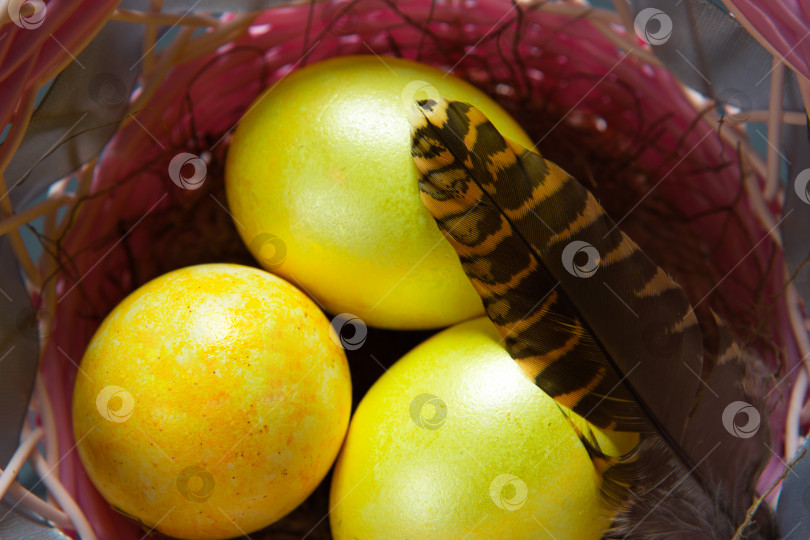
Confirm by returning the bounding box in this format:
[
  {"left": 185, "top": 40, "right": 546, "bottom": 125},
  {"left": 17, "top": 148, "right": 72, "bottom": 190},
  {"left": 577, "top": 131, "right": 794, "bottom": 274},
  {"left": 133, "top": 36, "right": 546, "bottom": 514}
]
[{"left": 410, "top": 98, "right": 776, "bottom": 539}]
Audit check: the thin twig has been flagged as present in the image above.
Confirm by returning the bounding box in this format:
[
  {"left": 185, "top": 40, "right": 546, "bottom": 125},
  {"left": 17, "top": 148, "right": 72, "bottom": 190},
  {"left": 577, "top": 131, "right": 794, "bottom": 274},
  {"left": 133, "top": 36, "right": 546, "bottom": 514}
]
[
  {"left": 110, "top": 7, "right": 219, "bottom": 27},
  {"left": 0, "top": 195, "right": 73, "bottom": 237},
  {"left": 764, "top": 58, "right": 785, "bottom": 200},
  {"left": 728, "top": 110, "right": 807, "bottom": 125},
  {"left": 141, "top": 0, "right": 164, "bottom": 75},
  {"left": 32, "top": 449, "right": 97, "bottom": 540},
  {"left": 733, "top": 447, "right": 808, "bottom": 540},
  {"left": 786, "top": 282, "right": 810, "bottom": 460},
  {"left": 0, "top": 428, "right": 44, "bottom": 501}
]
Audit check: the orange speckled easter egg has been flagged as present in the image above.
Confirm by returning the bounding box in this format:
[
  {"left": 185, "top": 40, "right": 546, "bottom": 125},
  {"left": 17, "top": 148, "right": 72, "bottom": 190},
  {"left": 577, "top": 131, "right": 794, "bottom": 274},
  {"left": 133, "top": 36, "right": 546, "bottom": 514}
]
[{"left": 72, "top": 263, "right": 351, "bottom": 540}]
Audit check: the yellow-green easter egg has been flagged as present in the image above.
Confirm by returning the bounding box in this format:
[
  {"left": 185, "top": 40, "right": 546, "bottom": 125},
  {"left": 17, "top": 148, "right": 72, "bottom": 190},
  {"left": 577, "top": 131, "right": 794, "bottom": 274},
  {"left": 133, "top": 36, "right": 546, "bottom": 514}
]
[
  {"left": 225, "top": 55, "right": 532, "bottom": 330},
  {"left": 329, "top": 317, "right": 637, "bottom": 539}
]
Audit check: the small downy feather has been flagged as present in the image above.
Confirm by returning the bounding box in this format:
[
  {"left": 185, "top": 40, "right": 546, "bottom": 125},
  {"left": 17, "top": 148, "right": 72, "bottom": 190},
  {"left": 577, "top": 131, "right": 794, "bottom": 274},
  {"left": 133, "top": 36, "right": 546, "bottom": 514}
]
[{"left": 409, "top": 98, "right": 777, "bottom": 539}]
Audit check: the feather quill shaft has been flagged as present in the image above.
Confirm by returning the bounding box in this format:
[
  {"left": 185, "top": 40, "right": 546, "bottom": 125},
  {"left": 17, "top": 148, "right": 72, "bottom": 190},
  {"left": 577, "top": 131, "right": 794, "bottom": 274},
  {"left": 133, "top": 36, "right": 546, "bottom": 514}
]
[{"left": 410, "top": 98, "right": 776, "bottom": 539}]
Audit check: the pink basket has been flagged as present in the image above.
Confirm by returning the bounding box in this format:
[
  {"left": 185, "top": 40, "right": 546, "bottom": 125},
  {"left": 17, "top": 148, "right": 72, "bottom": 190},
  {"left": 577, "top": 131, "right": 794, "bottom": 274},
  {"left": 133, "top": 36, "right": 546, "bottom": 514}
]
[{"left": 0, "top": 1, "right": 808, "bottom": 538}]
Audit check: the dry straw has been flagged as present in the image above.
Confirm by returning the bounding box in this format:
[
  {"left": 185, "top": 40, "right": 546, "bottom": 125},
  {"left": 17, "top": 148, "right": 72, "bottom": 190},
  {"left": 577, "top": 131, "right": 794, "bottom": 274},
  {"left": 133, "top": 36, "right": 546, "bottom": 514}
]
[{"left": 0, "top": 0, "right": 808, "bottom": 538}]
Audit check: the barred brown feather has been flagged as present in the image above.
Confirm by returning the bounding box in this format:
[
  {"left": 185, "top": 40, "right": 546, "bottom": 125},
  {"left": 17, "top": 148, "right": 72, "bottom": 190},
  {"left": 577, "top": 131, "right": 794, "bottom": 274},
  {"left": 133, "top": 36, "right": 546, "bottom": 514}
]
[{"left": 410, "top": 98, "right": 777, "bottom": 539}]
